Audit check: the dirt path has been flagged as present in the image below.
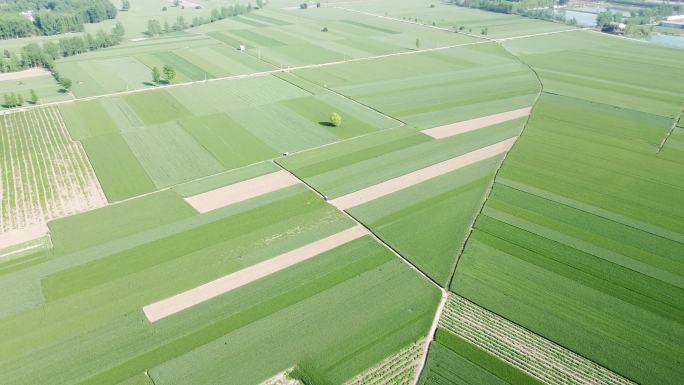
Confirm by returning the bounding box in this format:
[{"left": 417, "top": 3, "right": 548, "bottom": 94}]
[
  {"left": 422, "top": 107, "right": 532, "bottom": 139},
  {"left": 143, "top": 225, "right": 369, "bottom": 322},
  {"left": 184, "top": 170, "right": 301, "bottom": 214},
  {"left": 329, "top": 137, "right": 517, "bottom": 211},
  {"left": 0, "top": 224, "right": 48, "bottom": 250},
  {"left": 0, "top": 67, "right": 51, "bottom": 82}
]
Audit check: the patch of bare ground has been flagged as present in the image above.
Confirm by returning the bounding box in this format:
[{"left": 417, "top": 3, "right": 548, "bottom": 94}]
[
  {"left": 184, "top": 170, "right": 301, "bottom": 214},
  {"left": 329, "top": 137, "right": 517, "bottom": 211},
  {"left": 143, "top": 225, "right": 369, "bottom": 322},
  {"left": 0, "top": 107, "right": 106, "bottom": 247},
  {"left": 0, "top": 67, "right": 51, "bottom": 82},
  {"left": 421, "top": 107, "right": 532, "bottom": 139},
  {"left": 345, "top": 339, "right": 424, "bottom": 385}
]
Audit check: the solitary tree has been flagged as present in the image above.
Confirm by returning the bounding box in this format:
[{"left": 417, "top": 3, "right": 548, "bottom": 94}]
[
  {"left": 121, "top": 0, "right": 130, "bottom": 11},
  {"left": 481, "top": 27, "right": 488, "bottom": 35},
  {"left": 174, "top": 0, "right": 180, "bottom": 6},
  {"left": 330, "top": 112, "right": 342, "bottom": 127},
  {"left": 415, "top": 38, "right": 421, "bottom": 50},
  {"left": 30, "top": 89, "right": 38, "bottom": 104},
  {"left": 60, "top": 78, "right": 72, "bottom": 91},
  {"left": 152, "top": 66, "right": 161, "bottom": 84},
  {"left": 147, "top": 19, "right": 162, "bottom": 36},
  {"left": 162, "top": 65, "right": 176, "bottom": 83},
  {"left": 16, "top": 94, "right": 24, "bottom": 106}
]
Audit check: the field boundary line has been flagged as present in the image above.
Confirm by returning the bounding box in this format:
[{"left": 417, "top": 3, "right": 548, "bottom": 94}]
[
  {"left": 445, "top": 39, "right": 544, "bottom": 288},
  {"left": 657, "top": 103, "right": 684, "bottom": 153},
  {"left": 274, "top": 160, "right": 448, "bottom": 385},
  {"left": 0, "top": 40, "right": 493, "bottom": 117}
]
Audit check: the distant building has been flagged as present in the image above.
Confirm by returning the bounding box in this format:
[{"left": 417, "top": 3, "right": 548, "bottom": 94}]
[
  {"left": 661, "top": 14, "right": 684, "bottom": 28},
  {"left": 20, "top": 10, "right": 34, "bottom": 22}
]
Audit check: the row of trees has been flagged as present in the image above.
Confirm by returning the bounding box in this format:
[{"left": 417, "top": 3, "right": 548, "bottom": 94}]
[
  {"left": 151, "top": 65, "right": 176, "bottom": 84},
  {"left": 146, "top": 3, "right": 256, "bottom": 36},
  {"left": 0, "top": 21, "right": 124, "bottom": 73},
  {"left": 0, "top": 0, "right": 118, "bottom": 39},
  {"left": 2, "top": 89, "right": 38, "bottom": 108}
]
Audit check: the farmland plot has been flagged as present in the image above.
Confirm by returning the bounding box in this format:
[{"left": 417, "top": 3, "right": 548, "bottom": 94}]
[
  {"left": 0, "top": 186, "right": 439, "bottom": 385},
  {"left": 0, "top": 107, "right": 106, "bottom": 240},
  {"left": 452, "top": 94, "right": 684, "bottom": 385},
  {"left": 431, "top": 294, "right": 636, "bottom": 385}
]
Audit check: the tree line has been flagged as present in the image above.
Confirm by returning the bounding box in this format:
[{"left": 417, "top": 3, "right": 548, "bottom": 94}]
[
  {"left": 0, "top": 0, "right": 117, "bottom": 39},
  {"left": 0, "top": 21, "right": 124, "bottom": 72},
  {"left": 146, "top": 3, "right": 257, "bottom": 36}
]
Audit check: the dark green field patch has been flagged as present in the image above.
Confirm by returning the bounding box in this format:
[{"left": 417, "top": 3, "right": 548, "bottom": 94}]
[
  {"left": 340, "top": 20, "right": 400, "bottom": 34},
  {"left": 81, "top": 133, "right": 155, "bottom": 202},
  {"left": 242, "top": 13, "right": 292, "bottom": 26},
  {"left": 419, "top": 329, "right": 543, "bottom": 385},
  {"left": 49, "top": 190, "right": 196, "bottom": 255},
  {"left": 124, "top": 91, "right": 192, "bottom": 125},
  {"left": 232, "top": 16, "right": 270, "bottom": 28},
  {"left": 59, "top": 101, "right": 119, "bottom": 140},
  {"left": 179, "top": 113, "right": 279, "bottom": 169},
  {"left": 152, "top": 51, "right": 214, "bottom": 81},
  {"left": 282, "top": 96, "right": 379, "bottom": 139},
  {"left": 41, "top": 191, "right": 335, "bottom": 301}
]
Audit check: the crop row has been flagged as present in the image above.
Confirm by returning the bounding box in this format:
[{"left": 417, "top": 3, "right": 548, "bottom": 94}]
[
  {"left": 439, "top": 295, "right": 636, "bottom": 385},
  {"left": 0, "top": 107, "right": 106, "bottom": 233},
  {"left": 344, "top": 339, "right": 425, "bottom": 385}
]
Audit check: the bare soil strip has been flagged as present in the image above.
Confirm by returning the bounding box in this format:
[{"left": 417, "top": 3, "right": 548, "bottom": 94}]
[
  {"left": 0, "top": 224, "right": 48, "bottom": 250},
  {"left": 329, "top": 137, "right": 517, "bottom": 211},
  {"left": 0, "top": 67, "right": 51, "bottom": 82},
  {"left": 184, "top": 170, "right": 301, "bottom": 213},
  {"left": 143, "top": 225, "right": 369, "bottom": 322},
  {"left": 421, "top": 107, "right": 532, "bottom": 139}
]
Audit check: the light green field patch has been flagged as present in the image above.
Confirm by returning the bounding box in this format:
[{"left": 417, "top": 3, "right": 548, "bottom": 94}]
[
  {"left": 49, "top": 190, "right": 195, "bottom": 255},
  {"left": 242, "top": 13, "right": 292, "bottom": 26},
  {"left": 123, "top": 121, "right": 224, "bottom": 188},
  {"left": 81, "top": 133, "right": 155, "bottom": 202},
  {"left": 179, "top": 113, "right": 279, "bottom": 169},
  {"left": 99, "top": 97, "right": 145, "bottom": 131},
  {"left": 97, "top": 56, "right": 153, "bottom": 91},
  {"left": 207, "top": 30, "right": 252, "bottom": 48},
  {"left": 230, "top": 102, "right": 337, "bottom": 152},
  {"left": 124, "top": 90, "right": 192, "bottom": 125},
  {"left": 173, "top": 161, "right": 280, "bottom": 197},
  {"left": 168, "top": 75, "right": 310, "bottom": 116},
  {"left": 53, "top": 61, "right": 107, "bottom": 97},
  {"left": 59, "top": 100, "right": 119, "bottom": 140},
  {"left": 229, "top": 28, "right": 288, "bottom": 47},
  {"left": 0, "top": 75, "right": 71, "bottom": 107},
  {"left": 278, "top": 127, "right": 430, "bottom": 179},
  {"left": 281, "top": 95, "right": 384, "bottom": 139}
]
